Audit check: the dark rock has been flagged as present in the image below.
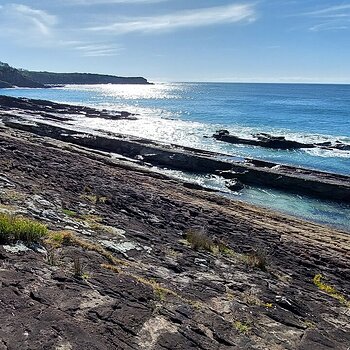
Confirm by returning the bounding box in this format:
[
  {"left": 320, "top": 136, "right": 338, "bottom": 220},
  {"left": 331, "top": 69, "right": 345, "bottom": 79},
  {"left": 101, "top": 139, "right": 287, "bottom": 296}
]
[
  {"left": 0, "top": 95, "right": 137, "bottom": 122},
  {"left": 213, "top": 130, "right": 350, "bottom": 153},
  {"left": 213, "top": 130, "right": 314, "bottom": 150},
  {"left": 183, "top": 182, "right": 219, "bottom": 193},
  {"left": 4, "top": 114, "right": 350, "bottom": 202},
  {"left": 226, "top": 179, "right": 245, "bottom": 192},
  {"left": 332, "top": 143, "right": 350, "bottom": 151}
]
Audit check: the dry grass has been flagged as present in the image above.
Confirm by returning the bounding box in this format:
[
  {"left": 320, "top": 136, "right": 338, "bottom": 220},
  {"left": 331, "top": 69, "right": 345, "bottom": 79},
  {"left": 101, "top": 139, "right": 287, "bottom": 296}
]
[
  {"left": 101, "top": 263, "right": 120, "bottom": 273},
  {"left": 245, "top": 248, "right": 267, "bottom": 270},
  {"left": 81, "top": 193, "right": 108, "bottom": 205},
  {"left": 185, "top": 229, "right": 217, "bottom": 253},
  {"left": 62, "top": 209, "right": 77, "bottom": 217},
  {"left": 45, "top": 231, "right": 127, "bottom": 266}
]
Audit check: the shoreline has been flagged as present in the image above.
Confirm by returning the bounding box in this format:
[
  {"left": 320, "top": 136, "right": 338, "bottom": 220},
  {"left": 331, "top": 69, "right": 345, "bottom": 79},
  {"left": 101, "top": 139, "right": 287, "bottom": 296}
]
[{"left": 1, "top": 95, "right": 350, "bottom": 232}]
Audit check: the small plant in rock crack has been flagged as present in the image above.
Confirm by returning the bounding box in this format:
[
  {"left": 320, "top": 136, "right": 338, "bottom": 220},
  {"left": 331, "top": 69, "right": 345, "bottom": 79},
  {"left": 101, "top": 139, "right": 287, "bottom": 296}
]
[
  {"left": 234, "top": 320, "right": 251, "bottom": 334},
  {"left": 185, "top": 227, "right": 217, "bottom": 253},
  {"left": 46, "top": 248, "right": 57, "bottom": 266},
  {"left": 73, "top": 257, "right": 89, "bottom": 279},
  {"left": 245, "top": 245, "right": 273, "bottom": 271},
  {"left": 62, "top": 208, "right": 77, "bottom": 218}
]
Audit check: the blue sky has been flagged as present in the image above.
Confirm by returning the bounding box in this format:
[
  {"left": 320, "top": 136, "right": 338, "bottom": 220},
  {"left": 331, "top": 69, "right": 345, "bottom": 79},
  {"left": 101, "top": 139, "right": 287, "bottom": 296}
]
[{"left": 0, "top": 0, "right": 349, "bottom": 82}]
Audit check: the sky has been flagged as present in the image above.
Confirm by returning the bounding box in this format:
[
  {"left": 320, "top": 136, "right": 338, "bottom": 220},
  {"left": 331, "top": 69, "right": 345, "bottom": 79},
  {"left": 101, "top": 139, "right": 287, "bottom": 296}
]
[{"left": 0, "top": 0, "right": 349, "bottom": 83}]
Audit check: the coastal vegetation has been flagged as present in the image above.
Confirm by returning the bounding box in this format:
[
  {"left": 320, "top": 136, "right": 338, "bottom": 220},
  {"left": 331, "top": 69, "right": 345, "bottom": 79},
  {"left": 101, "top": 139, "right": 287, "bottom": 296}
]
[
  {"left": 185, "top": 228, "right": 217, "bottom": 252},
  {"left": 313, "top": 274, "right": 350, "bottom": 307},
  {"left": 0, "top": 61, "right": 151, "bottom": 88},
  {"left": 0, "top": 213, "right": 48, "bottom": 243}
]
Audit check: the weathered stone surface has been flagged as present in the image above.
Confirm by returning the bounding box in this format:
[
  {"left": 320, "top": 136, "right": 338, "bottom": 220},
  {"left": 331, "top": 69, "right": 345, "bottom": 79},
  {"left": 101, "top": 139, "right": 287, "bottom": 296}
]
[
  {"left": 0, "top": 125, "right": 348, "bottom": 349},
  {"left": 0, "top": 95, "right": 137, "bottom": 122}
]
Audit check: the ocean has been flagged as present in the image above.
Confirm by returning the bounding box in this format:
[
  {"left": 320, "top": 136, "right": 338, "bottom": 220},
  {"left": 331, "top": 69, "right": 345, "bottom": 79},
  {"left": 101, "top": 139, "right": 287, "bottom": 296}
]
[{"left": 1, "top": 83, "right": 350, "bottom": 230}]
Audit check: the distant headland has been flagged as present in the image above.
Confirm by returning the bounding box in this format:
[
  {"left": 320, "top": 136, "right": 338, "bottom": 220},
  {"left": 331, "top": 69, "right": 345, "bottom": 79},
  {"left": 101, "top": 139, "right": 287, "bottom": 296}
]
[{"left": 0, "top": 61, "right": 151, "bottom": 88}]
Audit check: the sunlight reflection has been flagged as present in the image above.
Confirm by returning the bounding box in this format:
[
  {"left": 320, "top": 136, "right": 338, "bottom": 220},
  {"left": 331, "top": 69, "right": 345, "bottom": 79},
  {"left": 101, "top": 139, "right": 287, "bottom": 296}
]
[{"left": 63, "top": 83, "right": 183, "bottom": 100}]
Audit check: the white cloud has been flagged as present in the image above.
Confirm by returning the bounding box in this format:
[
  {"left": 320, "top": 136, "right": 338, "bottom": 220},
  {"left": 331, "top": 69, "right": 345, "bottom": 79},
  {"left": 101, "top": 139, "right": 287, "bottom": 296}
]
[
  {"left": 304, "top": 4, "right": 350, "bottom": 17},
  {"left": 0, "top": 4, "right": 57, "bottom": 38},
  {"left": 60, "top": 0, "right": 166, "bottom": 4},
  {"left": 76, "top": 44, "right": 123, "bottom": 56},
  {"left": 310, "top": 22, "right": 348, "bottom": 32},
  {"left": 88, "top": 3, "right": 256, "bottom": 34},
  {"left": 301, "top": 3, "right": 350, "bottom": 32},
  {"left": 0, "top": 3, "right": 123, "bottom": 58}
]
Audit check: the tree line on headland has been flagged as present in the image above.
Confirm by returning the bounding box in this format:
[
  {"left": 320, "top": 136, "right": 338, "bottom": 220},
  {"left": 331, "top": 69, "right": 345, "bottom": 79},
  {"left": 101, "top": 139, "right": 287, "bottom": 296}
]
[{"left": 0, "top": 61, "right": 151, "bottom": 88}]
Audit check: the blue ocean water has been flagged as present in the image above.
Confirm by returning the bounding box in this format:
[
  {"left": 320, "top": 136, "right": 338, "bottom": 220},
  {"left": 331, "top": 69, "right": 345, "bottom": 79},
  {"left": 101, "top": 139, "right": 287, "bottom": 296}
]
[{"left": 1, "top": 83, "right": 350, "bottom": 230}]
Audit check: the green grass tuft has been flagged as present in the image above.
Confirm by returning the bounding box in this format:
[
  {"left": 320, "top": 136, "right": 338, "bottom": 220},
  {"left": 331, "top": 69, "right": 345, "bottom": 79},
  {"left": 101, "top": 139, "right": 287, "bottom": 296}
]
[
  {"left": 234, "top": 321, "right": 251, "bottom": 334},
  {"left": 0, "top": 213, "right": 48, "bottom": 243},
  {"left": 63, "top": 209, "right": 77, "bottom": 217}
]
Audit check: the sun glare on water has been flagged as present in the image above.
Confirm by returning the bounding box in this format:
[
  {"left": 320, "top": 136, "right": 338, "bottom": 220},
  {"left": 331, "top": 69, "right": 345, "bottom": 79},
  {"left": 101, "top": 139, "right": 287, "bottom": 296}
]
[{"left": 64, "top": 83, "right": 182, "bottom": 100}]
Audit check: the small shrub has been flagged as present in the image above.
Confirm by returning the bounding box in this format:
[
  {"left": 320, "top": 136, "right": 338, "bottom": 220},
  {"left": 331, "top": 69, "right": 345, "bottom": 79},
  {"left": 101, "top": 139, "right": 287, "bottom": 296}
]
[
  {"left": 185, "top": 229, "right": 216, "bottom": 253},
  {"left": 73, "top": 257, "right": 85, "bottom": 278},
  {"left": 0, "top": 213, "right": 48, "bottom": 243},
  {"left": 234, "top": 321, "right": 251, "bottom": 334},
  {"left": 242, "top": 289, "right": 261, "bottom": 306},
  {"left": 245, "top": 248, "right": 267, "bottom": 270},
  {"left": 304, "top": 320, "right": 316, "bottom": 329},
  {"left": 46, "top": 248, "right": 57, "bottom": 266},
  {"left": 83, "top": 186, "right": 92, "bottom": 193}
]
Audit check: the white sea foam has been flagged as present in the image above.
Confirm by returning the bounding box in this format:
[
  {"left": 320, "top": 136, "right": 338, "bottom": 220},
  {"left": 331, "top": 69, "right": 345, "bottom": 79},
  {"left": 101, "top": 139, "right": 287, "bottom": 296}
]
[{"left": 304, "top": 147, "right": 350, "bottom": 158}]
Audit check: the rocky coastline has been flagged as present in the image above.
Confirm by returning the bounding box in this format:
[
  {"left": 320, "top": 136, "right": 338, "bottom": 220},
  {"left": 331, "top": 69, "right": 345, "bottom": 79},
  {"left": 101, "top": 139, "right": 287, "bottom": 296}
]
[
  {"left": 213, "top": 130, "right": 350, "bottom": 152},
  {"left": 0, "top": 96, "right": 349, "bottom": 349},
  {"left": 1, "top": 96, "right": 349, "bottom": 203}
]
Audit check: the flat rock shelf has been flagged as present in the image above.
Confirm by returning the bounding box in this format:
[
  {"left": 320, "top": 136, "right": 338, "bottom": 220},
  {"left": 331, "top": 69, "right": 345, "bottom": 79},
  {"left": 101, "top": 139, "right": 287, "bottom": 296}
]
[{"left": 0, "top": 96, "right": 349, "bottom": 349}]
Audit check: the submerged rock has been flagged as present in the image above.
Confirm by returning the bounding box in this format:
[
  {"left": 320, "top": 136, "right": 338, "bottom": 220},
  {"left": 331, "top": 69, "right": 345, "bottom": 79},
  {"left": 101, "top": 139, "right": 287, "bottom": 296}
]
[
  {"left": 226, "top": 179, "right": 245, "bottom": 192},
  {"left": 213, "top": 130, "right": 314, "bottom": 150},
  {"left": 213, "top": 130, "right": 350, "bottom": 152}
]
